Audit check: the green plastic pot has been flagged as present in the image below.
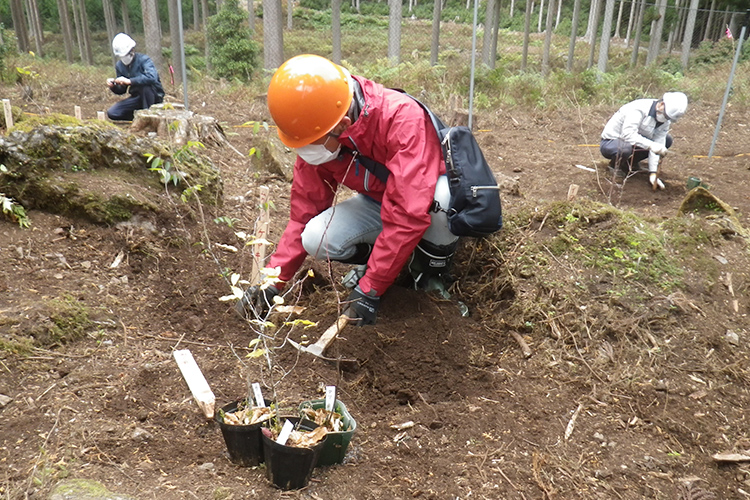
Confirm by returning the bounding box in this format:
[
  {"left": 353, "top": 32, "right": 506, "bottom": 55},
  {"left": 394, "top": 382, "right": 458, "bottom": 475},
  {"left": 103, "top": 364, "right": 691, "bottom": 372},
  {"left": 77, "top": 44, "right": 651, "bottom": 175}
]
[{"left": 298, "top": 399, "right": 357, "bottom": 466}]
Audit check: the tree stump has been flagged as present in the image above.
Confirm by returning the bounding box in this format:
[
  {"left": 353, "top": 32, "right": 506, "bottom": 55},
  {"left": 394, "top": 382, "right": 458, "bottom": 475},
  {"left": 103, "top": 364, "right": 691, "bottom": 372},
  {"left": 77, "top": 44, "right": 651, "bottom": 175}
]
[{"left": 130, "top": 103, "right": 227, "bottom": 147}]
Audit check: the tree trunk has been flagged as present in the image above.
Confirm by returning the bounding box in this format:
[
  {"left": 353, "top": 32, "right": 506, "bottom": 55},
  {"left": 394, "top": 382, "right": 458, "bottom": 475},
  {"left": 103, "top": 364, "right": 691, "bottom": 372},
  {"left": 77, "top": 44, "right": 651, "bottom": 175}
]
[
  {"left": 624, "top": 0, "right": 635, "bottom": 46},
  {"left": 521, "top": 0, "right": 532, "bottom": 70},
  {"left": 24, "top": 0, "right": 43, "bottom": 56},
  {"left": 509, "top": 0, "right": 514, "bottom": 19},
  {"left": 287, "top": 0, "right": 293, "bottom": 29},
  {"left": 193, "top": 0, "right": 200, "bottom": 29},
  {"left": 630, "top": 0, "right": 646, "bottom": 67},
  {"left": 537, "top": 0, "right": 544, "bottom": 32},
  {"left": 720, "top": 7, "right": 729, "bottom": 40},
  {"left": 79, "top": 0, "right": 94, "bottom": 64},
  {"left": 168, "top": 0, "right": 183, "bottom": 87},
  {"left": 597, "top": 0, "right": 615, "bottom": 74},
  {"left": 567, "top": 0, "right": 581, "bottom": 71},
  {"left": 121, "top": 0, "right": 132, "bottom": 34},
  {"left": 646, "top": 0, "right": 666, "bottom": 65},
  {"left": 57, "top": 0, "right": 74, "bottom": 62},
  {"left": 141, "top": 0, "right": 163, "bottom": 69},
  {"left": 666, "top": 0, "right": 682, "bottom": 53},
  {"left": 490, "top": 0, "right": 502, "bottom": 68},
  {"left": 542, "top": 0, "right": 556, "bottom": 76},
  {"left": 70, "top": 0, "right": 84, "bottom": 61},
  {"left": 103, "top": 0, "right": 117, "bottom": 65},
  {"left": 481, "top": 0, "right": 496, "bottom": 66},
  {"left": 702, "top": 0, "right": 716, "bottom": 41},
  {"left": 388, "top": 0, "right": 402, "bottom": 64},
  {"left": 332, "top": 0, "right": 342, "bottom": 63},
  {"left": 263, "top": 0, "right": 284, "bottom": 69},
  {"left": 202, "top": 0, "right": 210, "bottom": 70},
  {"left": 430, "top": 0, "right": 441, "bottom": 66},
  {"left": 681, "top": 0, "right": 699, "bottom": 71},
  {"left": 9, "top": 0, "right": 29, "bottom": 53},
  {"left": 675, "top": 0, "right": 688, "bottom": 50},
  {"left": 584, "top": 0, "right": 599, "bottom": 42},
  {"left": 586, "top": 0, "right": 602, "bottom": 68},
  {"left": 247, "top": 0, "right": 255, "bottom": 34},
  {"left": 614, "top": 0, "right": 623, "bottom": 38}
]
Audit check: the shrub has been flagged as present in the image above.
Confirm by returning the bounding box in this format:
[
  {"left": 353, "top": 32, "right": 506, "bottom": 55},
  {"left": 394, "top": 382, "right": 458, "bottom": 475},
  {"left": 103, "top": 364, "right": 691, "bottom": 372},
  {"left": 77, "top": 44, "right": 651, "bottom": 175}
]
[{"left": 206, "top": 0, "right": 261, "bottom": 81}]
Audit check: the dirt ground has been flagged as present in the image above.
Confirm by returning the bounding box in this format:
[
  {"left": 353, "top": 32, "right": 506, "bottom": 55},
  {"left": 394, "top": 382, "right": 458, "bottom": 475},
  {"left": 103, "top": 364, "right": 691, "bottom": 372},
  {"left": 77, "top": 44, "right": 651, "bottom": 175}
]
[{"left": 1, "top": 74, "right": 750, "bottom": 500}]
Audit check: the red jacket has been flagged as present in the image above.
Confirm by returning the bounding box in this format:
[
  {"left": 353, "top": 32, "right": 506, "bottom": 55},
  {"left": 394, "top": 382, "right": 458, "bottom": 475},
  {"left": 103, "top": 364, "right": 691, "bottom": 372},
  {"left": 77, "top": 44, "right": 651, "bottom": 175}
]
[{"left": 268, "top": 76, "right": 445, "bottom": 296}]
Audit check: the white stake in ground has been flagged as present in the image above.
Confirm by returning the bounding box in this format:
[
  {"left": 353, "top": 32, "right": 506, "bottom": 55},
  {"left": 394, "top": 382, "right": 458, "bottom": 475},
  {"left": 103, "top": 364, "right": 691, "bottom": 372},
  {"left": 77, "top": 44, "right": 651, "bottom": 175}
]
[{"left": 173, "top": 349, "right": 216, "bottom": 419}]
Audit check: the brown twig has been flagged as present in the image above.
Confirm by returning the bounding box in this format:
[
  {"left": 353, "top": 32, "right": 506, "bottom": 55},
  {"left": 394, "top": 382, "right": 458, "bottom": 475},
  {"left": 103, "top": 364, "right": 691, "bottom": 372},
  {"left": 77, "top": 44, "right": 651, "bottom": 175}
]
[{"left": 509, "top": 330, "right": 532, "bottom": 358}]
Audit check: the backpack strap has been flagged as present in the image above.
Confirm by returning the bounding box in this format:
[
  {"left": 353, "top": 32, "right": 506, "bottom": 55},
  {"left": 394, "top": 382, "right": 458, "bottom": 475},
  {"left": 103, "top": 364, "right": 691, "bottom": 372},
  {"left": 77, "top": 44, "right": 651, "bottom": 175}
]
[
  {"left": 338, "top": 91, "right": 448, "bottom": 185},
  {"left": 340, "top": 146, "right": 390, "bottom": 184}
]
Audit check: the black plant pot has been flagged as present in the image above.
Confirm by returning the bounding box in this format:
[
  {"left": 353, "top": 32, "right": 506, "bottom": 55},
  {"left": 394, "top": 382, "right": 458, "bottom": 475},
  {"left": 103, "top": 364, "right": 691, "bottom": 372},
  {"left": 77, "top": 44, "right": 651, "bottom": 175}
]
[
  {"left": 216, "top": 400, "right": 270, "bottom": 467},
  {"left": 262, "top": 417, "right": 327, "bottom": 490}
]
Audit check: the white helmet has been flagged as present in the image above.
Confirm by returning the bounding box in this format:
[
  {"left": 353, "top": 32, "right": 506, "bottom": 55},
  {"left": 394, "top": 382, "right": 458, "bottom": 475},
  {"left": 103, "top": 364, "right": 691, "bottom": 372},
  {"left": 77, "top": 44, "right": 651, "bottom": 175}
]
[
  {"left": 662, "top": 92, "right": 688, "bottom": 121},
  {"left": 112, "top": 33, "right": 136, "bottom": 57}
]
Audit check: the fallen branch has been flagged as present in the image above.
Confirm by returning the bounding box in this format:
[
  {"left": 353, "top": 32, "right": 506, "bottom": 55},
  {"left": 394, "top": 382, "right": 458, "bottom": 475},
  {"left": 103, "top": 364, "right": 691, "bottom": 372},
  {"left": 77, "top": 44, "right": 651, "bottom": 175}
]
[{"left": 509, "top": 330, "right": 532, "bottom": 358}]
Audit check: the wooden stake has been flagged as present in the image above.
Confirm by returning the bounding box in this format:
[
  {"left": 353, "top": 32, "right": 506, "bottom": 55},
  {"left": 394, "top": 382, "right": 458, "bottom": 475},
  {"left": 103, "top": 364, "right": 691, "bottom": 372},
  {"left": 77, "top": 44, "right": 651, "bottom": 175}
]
[
  {"left": 2, "top": 99, "right": 13, "bottom": 128},
  {"left": 97, "top": 111, "right": 106, "bottom": 121},
  {"left": 567, "top": 184, "right": 579, "bottom": 201},
  {"left": 250, "top": 186, "right": 270, "bottom": 286},
  {"left": 74, "top": 105, "right": 82, "bottom": 120},
  {"left": 173, "top": 349, "right": 216, "bottom": 419}
]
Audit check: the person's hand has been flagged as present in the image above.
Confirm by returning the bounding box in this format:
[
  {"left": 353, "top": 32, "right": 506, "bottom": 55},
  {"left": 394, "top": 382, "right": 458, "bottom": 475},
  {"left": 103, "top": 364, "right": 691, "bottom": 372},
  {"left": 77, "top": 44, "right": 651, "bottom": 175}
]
[
  {"left": 650, "top": 144, "right": 668, "bottom": 157},
  {"left": 114, "top": 77, "right": 131, "bottom": 86},
  {"left": 107, "top": 78, "right": 115, "bottom": 87},
  {"left": 234, "top": 285, "right": 280, "bottom": 319},
  {"left": 649, "top": 173, "right": 665, "bottom": 190},
  {"left": 343, "top": 285, "right": 380, "bottom": 326}
]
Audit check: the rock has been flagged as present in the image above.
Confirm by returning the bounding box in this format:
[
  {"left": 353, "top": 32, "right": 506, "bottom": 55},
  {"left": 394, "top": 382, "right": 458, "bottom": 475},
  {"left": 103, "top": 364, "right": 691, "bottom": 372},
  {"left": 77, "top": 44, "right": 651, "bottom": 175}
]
[
  {"left": 131, "top": 427, "right": 153, "bottom": 442},
  {"left": 726, "top": 330, "right": 740, "bottom": 346},
  {"left": 49, "top": 478, "right": 137, "bottom": 500},
  {"left": 0, "top": 394, "right": 12, "bottom": 407}
]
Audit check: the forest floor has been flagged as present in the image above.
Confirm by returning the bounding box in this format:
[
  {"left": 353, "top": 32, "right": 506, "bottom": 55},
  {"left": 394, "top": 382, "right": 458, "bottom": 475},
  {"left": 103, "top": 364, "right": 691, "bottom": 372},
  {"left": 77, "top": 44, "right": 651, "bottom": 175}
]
[{"left": 1, "top": 70, "right": 750, "bottom": 500}]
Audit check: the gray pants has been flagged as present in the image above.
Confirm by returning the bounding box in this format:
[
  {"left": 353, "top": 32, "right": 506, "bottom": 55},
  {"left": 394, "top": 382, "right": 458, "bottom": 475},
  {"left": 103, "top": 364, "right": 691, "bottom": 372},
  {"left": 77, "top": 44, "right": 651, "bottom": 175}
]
[
  {"left": 600, "top": 135, "right": 673, "bottom": 171},
  {"left": 301, "top": 175, "right": 458, "bottom": 264}
]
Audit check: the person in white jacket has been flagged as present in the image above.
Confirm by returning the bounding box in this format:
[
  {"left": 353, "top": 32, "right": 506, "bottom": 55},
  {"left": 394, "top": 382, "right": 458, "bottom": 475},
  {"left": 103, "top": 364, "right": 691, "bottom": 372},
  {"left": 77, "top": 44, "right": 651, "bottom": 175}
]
[{"left": 600, "top": 92, "right": 688, "bottom": 189}]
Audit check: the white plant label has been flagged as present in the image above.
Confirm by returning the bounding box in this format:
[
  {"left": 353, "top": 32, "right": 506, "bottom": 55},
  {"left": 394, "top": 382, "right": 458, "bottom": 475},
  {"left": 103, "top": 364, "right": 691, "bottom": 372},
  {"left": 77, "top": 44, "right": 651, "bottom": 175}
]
[
  {"left": 325, "top": 385, "right": 336, "bottom": 412},
  {"left": 276, "top": 419, "right": 294, "bottom": 445},
  {"left": 252, "top": 383, "right": 265, "bottom": 407}
]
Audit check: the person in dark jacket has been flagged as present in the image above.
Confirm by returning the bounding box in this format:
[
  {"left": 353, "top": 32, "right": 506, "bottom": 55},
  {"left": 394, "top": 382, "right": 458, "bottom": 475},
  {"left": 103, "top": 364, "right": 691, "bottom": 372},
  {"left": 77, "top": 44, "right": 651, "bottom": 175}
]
[
  {"left": 106, "top": 33, "right": 165, "bottom": 121},
  {"left": 235, "top": 54, "right": 459, "bottom": 326}
]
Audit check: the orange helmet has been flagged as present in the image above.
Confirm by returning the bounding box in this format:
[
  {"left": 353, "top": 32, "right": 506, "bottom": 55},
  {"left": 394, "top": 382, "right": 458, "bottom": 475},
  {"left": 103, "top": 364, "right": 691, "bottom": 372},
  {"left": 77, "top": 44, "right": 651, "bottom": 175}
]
[{"left": 268, "top": 54, "right": 354, "bottom": 148}]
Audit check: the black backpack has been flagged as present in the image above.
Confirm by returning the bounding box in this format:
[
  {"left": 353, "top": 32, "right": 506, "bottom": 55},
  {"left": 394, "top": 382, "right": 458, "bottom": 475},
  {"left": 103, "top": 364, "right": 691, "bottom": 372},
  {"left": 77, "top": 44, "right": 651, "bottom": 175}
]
[{"left": 343, "top": 94, "right": 503, "bottom": 238}]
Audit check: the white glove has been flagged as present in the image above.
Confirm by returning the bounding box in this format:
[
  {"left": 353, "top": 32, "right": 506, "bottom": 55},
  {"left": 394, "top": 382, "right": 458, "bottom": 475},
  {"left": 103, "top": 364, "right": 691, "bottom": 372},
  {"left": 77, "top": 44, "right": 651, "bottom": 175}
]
[
  {"left": 649, "top": 173, "right": 665, "bottom": 190},
  {"left": 650, "top": 144, "right": 668, "bottom": 157}
]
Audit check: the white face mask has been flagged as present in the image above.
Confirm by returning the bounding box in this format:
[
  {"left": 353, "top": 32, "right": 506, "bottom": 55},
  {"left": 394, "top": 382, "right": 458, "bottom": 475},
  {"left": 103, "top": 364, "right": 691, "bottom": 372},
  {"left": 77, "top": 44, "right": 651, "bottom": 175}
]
[
  {"left": 120, "top": 54, "right": 134, "bottom": 65},
  {"left": 296, "top": 141, "right": 341, "bottom": 165},
  {"left": 656, "top": 110, "right": 667, "bottom": 123}
]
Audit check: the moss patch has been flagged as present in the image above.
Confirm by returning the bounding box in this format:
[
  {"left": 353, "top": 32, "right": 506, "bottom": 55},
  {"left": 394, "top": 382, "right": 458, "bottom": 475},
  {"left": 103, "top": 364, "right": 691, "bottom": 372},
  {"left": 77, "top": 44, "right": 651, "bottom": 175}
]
[{"left": 0, "top": 120, "right": 223, "bottom": 224}]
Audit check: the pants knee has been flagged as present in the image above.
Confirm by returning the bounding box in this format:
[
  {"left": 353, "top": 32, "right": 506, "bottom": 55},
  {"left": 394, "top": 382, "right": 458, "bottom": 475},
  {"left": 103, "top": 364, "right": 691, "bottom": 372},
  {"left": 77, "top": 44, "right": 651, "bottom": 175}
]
[{"left": 301, "top": 219, "right": 331, "bottom": 259}]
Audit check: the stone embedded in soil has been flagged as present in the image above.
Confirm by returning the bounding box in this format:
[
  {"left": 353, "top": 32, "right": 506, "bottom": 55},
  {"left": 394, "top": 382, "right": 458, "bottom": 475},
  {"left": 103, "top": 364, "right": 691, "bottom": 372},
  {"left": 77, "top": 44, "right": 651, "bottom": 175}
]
[{"left": 49, "top": 478, "right": 137, "bottom": 500}]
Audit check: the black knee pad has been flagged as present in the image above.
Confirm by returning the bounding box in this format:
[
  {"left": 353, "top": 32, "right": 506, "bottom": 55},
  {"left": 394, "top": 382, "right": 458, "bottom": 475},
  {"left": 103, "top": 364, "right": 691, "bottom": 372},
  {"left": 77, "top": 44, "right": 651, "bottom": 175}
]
[{"left": 407, "top": 239, "right": 457, "bottom": 289}]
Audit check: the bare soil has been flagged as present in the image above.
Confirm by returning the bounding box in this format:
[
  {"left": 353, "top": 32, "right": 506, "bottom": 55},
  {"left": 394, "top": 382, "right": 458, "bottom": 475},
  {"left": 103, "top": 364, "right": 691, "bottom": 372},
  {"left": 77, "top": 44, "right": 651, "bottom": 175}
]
[{"left": 2, "top": 75, "right": 750, "bottom": 500}]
